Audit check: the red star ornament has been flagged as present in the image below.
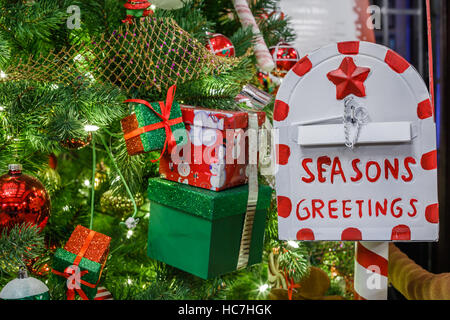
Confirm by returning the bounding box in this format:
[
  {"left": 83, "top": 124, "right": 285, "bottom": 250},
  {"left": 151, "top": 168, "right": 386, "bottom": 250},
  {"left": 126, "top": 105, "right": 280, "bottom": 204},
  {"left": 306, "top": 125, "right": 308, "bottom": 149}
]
[{"left": 327, "top": 57, "right": 371, "bottom": 100}]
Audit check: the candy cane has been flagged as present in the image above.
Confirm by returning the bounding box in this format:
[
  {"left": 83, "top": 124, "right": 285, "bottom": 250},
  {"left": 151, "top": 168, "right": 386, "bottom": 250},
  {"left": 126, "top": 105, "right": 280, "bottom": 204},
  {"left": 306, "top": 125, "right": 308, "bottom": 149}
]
[
  {"left": 354, "top": 242, "right": 389, "bottom": 300},
  {"left": 232, "top": 0, "right": 275, "bottom": 73}
]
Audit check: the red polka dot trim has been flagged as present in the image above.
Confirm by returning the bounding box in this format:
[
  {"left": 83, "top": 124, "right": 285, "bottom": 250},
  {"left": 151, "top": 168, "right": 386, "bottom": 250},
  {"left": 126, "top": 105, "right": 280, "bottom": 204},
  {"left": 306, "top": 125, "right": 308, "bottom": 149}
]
[
  {"left": 338, "top": 41, "right": 360, "bottom": 55},
  {"left": 292, "top": 56, "right": 312, "bottom": 77},
  {"left": 297, "top": 228, "right": 315, "bottom": 241},
  {"left": 421, "top": 150, "right": 437, "bottom": 170},
  {"left": 417, "top": 99, "right": 434, "bottom": 120},
  {"left": 274, "top": 100, "right": 290, "bottom": 122},
  {"left": 391, "top": 225, "right": 411, "bottom": 241},
  {"left": 385, "top": 50, "right": 410, "bottom": 74},
  {"left": 276, "top": 144, "right": 291, "bottom": 166},
  {"left": 341, "top": 228, "right": 362, "bottom": 241},
  {"left": 277, "top": 196, "right": 292, "bottom": 218},
  {"left": 425, "top": 203, "right": 439, "bottom": 224}
]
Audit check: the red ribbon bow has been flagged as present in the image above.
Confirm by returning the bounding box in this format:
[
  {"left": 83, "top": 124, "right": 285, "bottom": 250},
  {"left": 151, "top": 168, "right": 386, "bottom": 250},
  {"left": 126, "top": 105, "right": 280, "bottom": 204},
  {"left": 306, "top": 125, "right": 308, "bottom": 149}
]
[
  {"left": 124, "top": 85, "right": 182, "bottom": 163},
  {"left": 284, "top": 271, "right": 301, "bottom": 300}
]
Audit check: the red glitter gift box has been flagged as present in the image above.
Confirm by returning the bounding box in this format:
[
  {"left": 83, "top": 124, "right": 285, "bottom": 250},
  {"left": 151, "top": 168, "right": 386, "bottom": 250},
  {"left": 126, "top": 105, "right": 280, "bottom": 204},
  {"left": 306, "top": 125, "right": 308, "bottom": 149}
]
[
  {"left": 159, "top": 106, "right": 266, "bottom": 191},
  {"left": 64, "top": 225, "right": 111, "bottom": 264},
  {"left": 52, "top": 225, "right": 111, "bottom": 300}
]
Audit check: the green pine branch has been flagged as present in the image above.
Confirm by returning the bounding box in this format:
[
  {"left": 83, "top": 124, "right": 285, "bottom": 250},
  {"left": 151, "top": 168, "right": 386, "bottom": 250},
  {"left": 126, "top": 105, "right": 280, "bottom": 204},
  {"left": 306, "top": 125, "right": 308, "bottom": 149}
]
[
  {"left": 0, "top": 223, "right": 45, "bottom": 274},
  {"left": 274, "top": 241, "right": 310, "bottom": 283}
]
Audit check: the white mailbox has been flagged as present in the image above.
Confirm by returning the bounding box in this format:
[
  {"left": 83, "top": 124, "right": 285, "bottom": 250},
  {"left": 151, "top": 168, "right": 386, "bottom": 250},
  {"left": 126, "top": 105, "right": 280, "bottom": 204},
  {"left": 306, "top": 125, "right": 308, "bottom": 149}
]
[{"left": 274, "top": 41, "right": 438, "bottom": 241}]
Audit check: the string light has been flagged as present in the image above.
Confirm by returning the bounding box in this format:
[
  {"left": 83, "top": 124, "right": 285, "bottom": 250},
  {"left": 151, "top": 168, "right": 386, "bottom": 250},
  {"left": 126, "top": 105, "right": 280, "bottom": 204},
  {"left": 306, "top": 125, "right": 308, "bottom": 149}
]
[
  {"left": 111, "top": 176, "right": 121, "bottom": 184},
  {"left": 258, "top": 284, "right": 269, "bottom": 293},
  {"left": 6, "top": 135, "right": 19, "bottom": 142},
  {"left": 85, "top": 72, "right": 95, "bottom": 82},
  {"left": 287, "top": 241, "right": 299, "bottom": 248},
  {"left": 84, "top": 125, "right": 100, "bottom": 132},
  {"left": 126, "top": 230, "right": 133, "bottom": 239},
  {"left": 94, "top": 176, "right": 102, "bottom": 188}
]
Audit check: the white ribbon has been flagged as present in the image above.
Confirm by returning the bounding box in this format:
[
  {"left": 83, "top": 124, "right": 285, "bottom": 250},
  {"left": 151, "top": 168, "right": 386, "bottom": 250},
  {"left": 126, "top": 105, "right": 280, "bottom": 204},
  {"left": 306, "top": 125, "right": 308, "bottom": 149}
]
[{"left": 236, "top": 112, "right": 259, "bottom": 270}]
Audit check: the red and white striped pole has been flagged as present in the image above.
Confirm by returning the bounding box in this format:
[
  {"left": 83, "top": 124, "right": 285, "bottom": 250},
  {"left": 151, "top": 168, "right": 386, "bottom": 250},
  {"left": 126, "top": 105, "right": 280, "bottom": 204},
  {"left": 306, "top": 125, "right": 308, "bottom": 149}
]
[{"left": 354, "top": 242, "right": 389, "bottom": 300}]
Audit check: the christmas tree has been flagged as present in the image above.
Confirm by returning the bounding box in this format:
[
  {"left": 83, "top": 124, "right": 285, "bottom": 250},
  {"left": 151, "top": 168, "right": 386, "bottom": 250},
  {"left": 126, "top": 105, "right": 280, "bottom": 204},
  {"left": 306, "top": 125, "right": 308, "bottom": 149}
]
[{"left": 0, "top": 0, "right": 353, "bottom": 300}]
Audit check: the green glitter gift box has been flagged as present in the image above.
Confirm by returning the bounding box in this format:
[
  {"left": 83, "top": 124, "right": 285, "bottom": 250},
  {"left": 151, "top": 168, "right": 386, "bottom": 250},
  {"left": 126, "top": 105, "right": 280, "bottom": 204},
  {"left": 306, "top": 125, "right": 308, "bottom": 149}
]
[
  {"left": 147, "top": 178, "right": 272, "bottom": 279},
  {"left": 121, "top": 85, "right": 187, "bottom": 156},
  {"left": 51, "top": 225, "right": 111, "bottom": 300}
]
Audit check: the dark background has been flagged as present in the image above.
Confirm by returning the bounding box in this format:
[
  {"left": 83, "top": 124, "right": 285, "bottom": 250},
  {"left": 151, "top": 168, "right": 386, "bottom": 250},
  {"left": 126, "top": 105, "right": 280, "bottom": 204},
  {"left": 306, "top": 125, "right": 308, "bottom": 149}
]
[{"left": 369, "top": 0, "right": 448, "bottom": 299}]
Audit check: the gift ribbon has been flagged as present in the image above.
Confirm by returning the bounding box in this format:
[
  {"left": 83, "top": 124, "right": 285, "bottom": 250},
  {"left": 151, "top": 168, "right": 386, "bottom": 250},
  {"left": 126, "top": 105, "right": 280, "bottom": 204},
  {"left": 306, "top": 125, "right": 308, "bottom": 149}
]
[
  {"left": 236, "top": 113, "right": 259, "bottom": 270},
  {"left": 52, "top": 230, "right": 100, "bottom": 300},
  {"left": 236, "top": 85, "right": 275, "bottom": 186},
  {"left": 124, "top": 85, "right": 182, "bottom": 162},
  {"left": 56, "top": 265, "right": 93, "bottom": 300},
  {"left": 284, "top": 271, "right": 301, "bottom": 301}
]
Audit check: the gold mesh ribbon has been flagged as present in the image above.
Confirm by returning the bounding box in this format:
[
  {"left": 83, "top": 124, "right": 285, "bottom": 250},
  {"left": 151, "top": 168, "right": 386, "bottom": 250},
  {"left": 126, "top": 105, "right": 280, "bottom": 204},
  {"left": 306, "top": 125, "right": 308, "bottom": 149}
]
[{"left": 2, "top": 17, "right": 240, "bottom": 93}]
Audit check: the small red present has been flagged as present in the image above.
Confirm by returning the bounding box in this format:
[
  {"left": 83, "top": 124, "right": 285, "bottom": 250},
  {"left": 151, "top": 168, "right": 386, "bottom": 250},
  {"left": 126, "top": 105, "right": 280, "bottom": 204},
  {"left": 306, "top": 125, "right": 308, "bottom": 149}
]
[
  {"left": 52, "top": 225, "right": 111, "bottom": 300},
  {"left": 63, "top": 225, "right": 111, "bottom": 264},
  {"left": 159, "top": 106, "right": 266, "bottom": 191},
  {"left": 121, "top": 85, "right": 187, "bottom": 160}
]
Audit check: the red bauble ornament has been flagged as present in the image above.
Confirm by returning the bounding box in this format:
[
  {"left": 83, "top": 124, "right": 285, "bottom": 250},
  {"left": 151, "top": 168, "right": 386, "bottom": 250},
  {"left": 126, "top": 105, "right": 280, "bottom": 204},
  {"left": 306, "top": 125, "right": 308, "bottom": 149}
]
[
  {"left": 259, "top": 8, "right": 285, "bottom": 21},
  {"left": 0, "top": 164, "right": 51, "bottom": 233},
  {"left": 269, "top": 42, "right": 300, "bottom": 77},
  {"left": 205, "top": 33, "right": 235, "bottom": 58},
  {"left": 124, "top": 0, "right": 151, "bottom": 11}
]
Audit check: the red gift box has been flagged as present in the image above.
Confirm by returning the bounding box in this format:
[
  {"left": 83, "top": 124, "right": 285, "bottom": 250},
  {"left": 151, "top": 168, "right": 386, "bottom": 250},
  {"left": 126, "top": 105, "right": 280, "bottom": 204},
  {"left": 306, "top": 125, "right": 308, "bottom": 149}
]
[
  {"left": 159, "top": 106, "right": 266, "bottom": 191},
  {"left": 64, "top": 225, "right": 111, "bottom": 265}
]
